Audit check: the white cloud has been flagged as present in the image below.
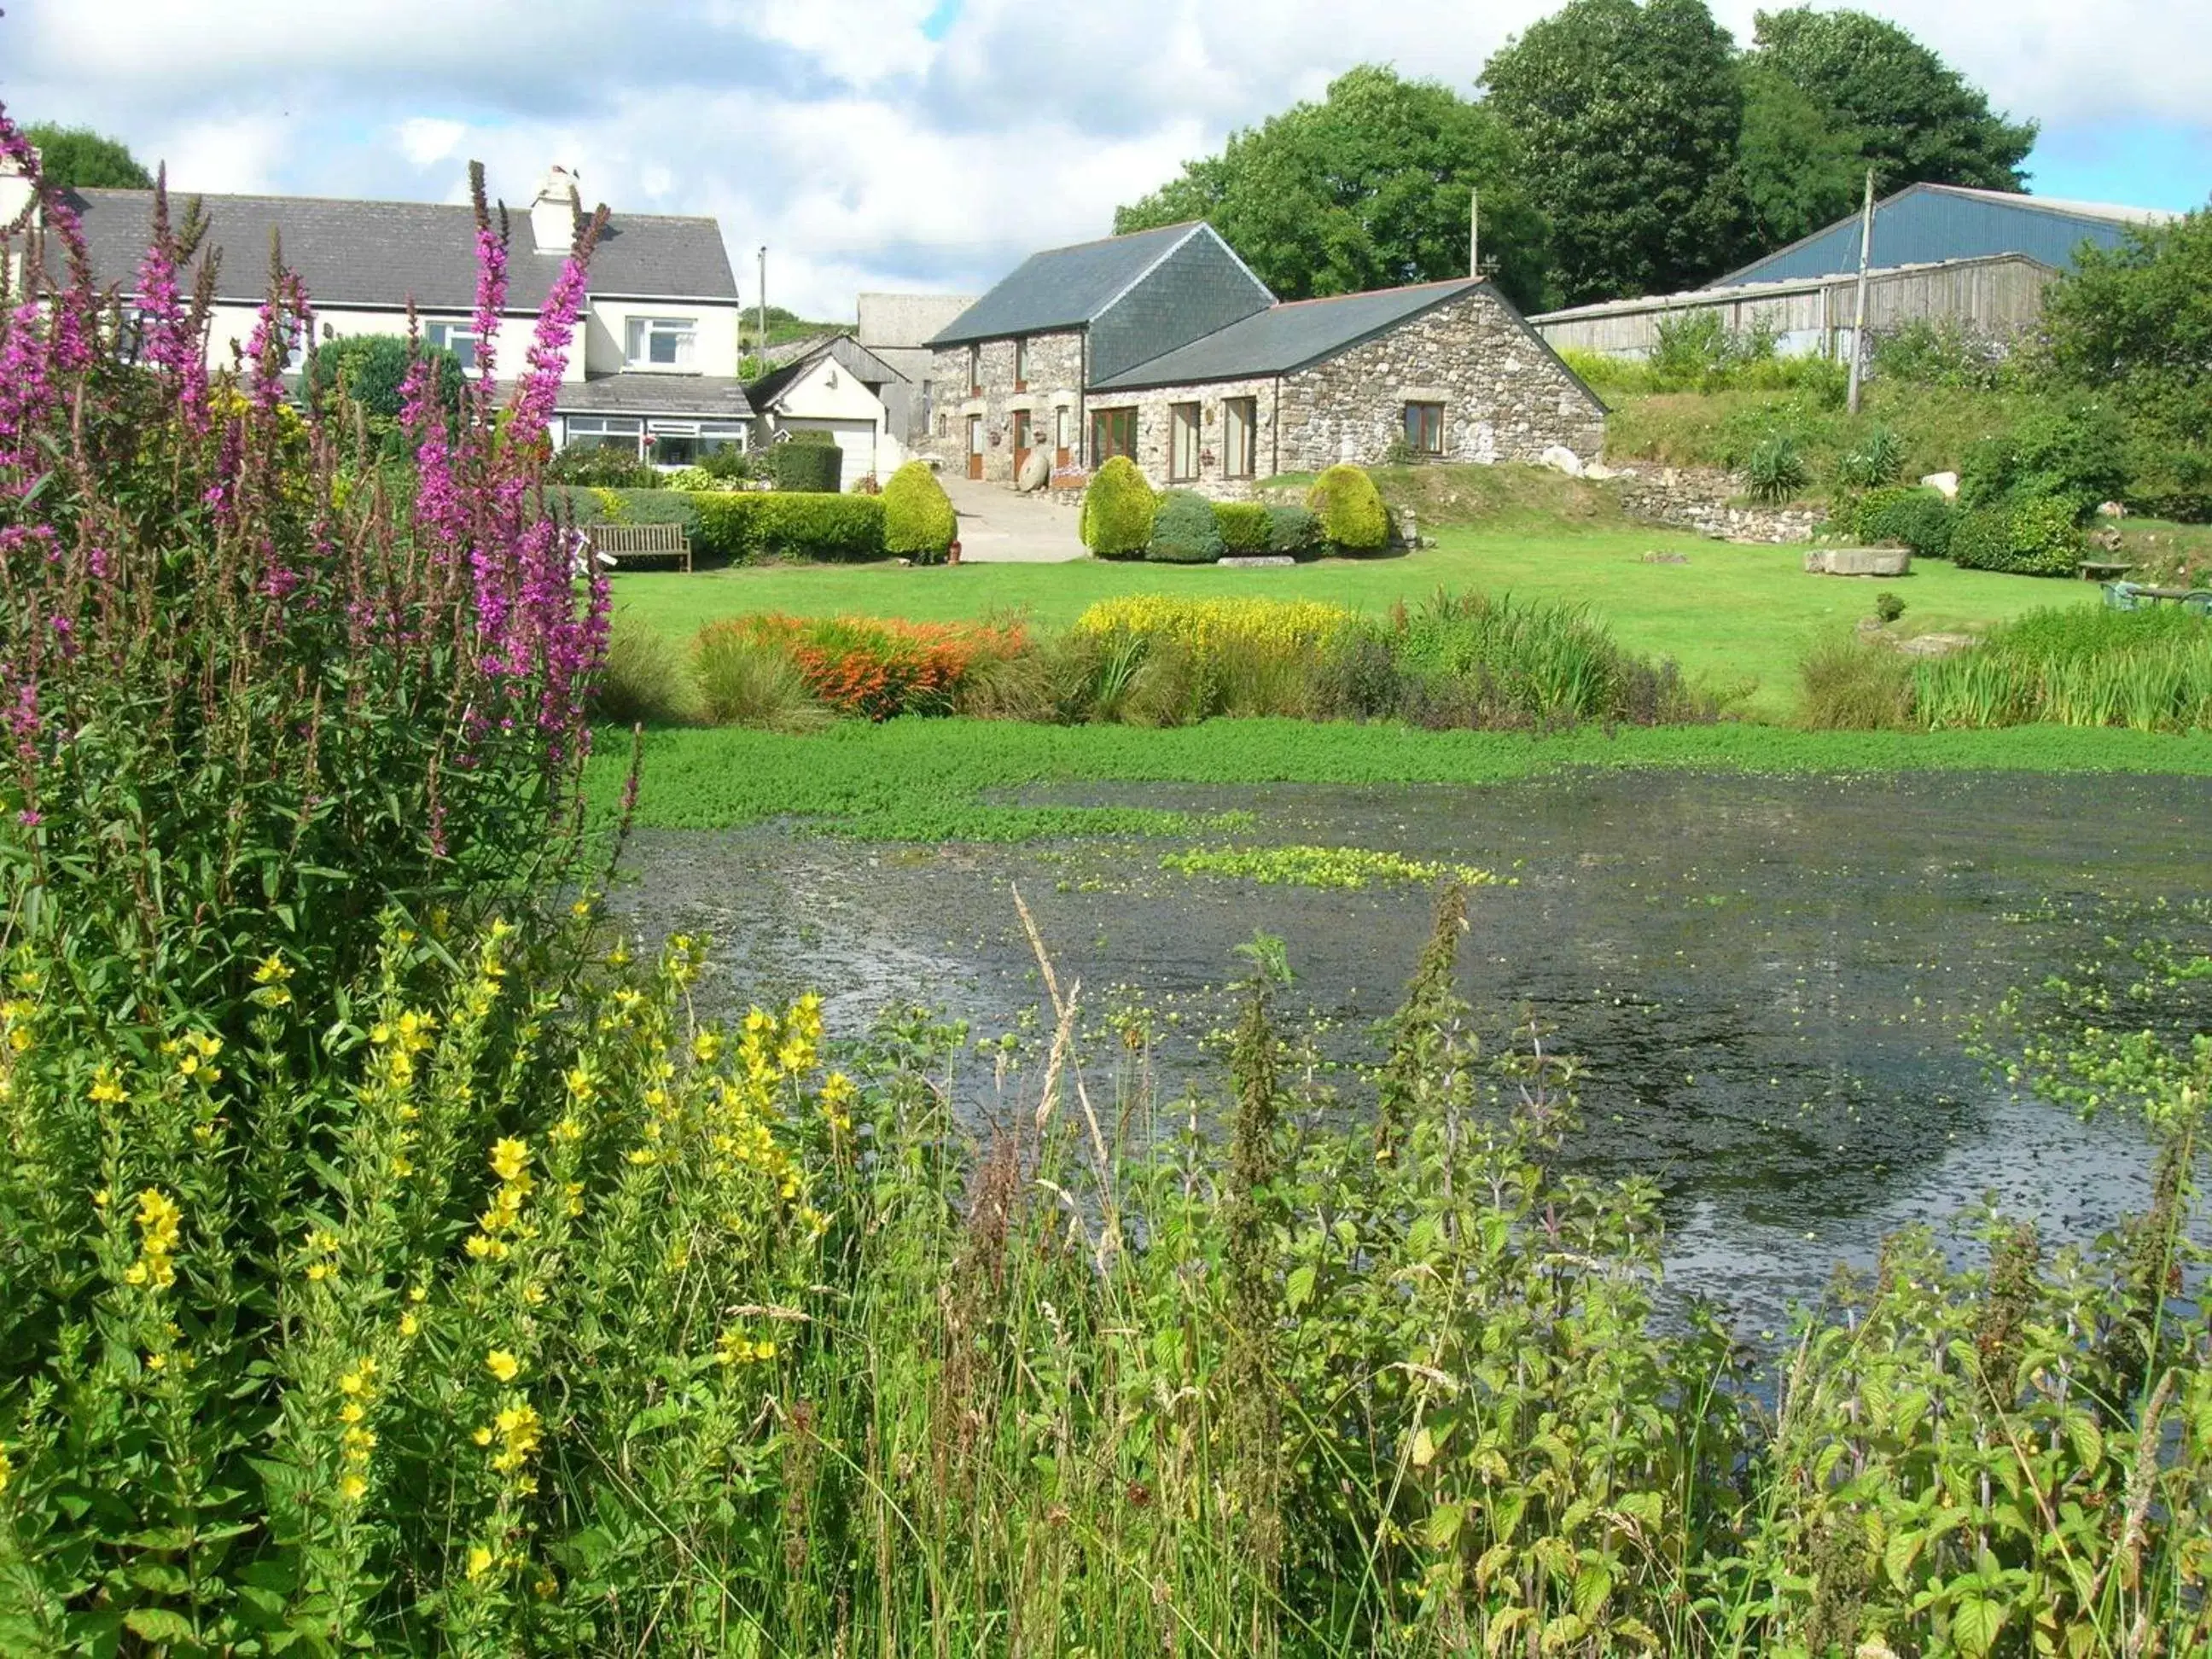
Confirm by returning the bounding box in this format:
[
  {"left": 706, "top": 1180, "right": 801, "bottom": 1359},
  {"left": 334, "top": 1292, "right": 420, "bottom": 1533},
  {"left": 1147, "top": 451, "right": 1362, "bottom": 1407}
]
[{"left": 4, "top": 0, "right": 2204, "bottom": 315}]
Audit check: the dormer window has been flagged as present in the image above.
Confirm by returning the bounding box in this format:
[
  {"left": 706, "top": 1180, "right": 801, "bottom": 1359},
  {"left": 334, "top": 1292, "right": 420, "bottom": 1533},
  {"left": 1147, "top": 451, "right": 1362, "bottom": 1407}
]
[
  {"left": 424, "top": 320, "right": 480, "bottom": 373},
  {"left": 626, "top": 316, "right": 697, "bottom": 370}
]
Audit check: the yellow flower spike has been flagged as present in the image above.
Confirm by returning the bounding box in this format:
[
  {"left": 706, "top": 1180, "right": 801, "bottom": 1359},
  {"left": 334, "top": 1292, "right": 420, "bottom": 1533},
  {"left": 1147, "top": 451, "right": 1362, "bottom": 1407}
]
[
  {"left": 486, "top": 1349, "right": 521, "bottom": 1384},
  {"left": 408, "top": 1284, "right": 427, "bottom": 1302},
  {"left": 340, "top": 1401, "right": 364, "bottom": 1424},
  {"left": 399, "top": 1312, "right": 419, "bottom": 1337},
  {"left": 370, "top": 1022, "right": 392, "bottom": 1046},
  {"left": 88, "top": 1065, "right": 126, "bottom": 1104},
  {"left": 488, "top": 1138, "right": 530, "bottom": 1185},
  {"left": 0, "top": 1444, "right": 12, "bottom": 1498},
  {"left": 145, "top": 1352, "right": 166, "bottom": 1372},
  {"left": 692, "top": 1029, "right": 722, "bottom": 1064}
]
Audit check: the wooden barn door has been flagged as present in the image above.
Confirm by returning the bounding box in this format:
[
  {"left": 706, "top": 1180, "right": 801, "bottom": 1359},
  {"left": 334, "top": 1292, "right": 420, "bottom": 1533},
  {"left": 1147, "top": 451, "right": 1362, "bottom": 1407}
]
[
  {"left": 1011, "top": 410, "right": 1033, "bottom": 480},
  {"left": 966, "top": 415, "right": 983, "bottom": 480}
]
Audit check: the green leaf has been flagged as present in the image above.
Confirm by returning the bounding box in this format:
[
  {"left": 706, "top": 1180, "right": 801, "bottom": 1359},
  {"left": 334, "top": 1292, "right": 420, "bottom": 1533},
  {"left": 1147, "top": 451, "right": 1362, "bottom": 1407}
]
[
  {"left": 1884, "top": 1528, "right": 1926, "bottom": 1589},
  {"left": 1285, "top": 1261, "right": 1316, "bottom": 1311},
  {"left": 2064, "top": 1413, "right": 2104, "bottom": 1473},
  {"left": 125, "top": 1608, "right": 199, "bottom": 1643},
  {"left": 1953, "top": 1592, "right": 2006, "bottom": 1658},
  {"left": 1572, "top": 1561, "right": 1613, "bottom": 1619},
  {"left": 1427, "top": 1501, "right": 1465, "bottom": 1549}
]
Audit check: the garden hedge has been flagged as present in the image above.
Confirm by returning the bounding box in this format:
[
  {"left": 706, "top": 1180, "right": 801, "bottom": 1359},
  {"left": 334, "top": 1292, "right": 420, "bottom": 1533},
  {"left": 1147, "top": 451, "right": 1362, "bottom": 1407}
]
[
  {"left": 1080, "top": 456, "right": 1155, "bottom": 559},
  {"left": 881, "top": 461, "right": 958, "bottom": 562},
  {"left": 692, "top": 492, "right": 886, "bottom": 562},
  {"left": 1147, "top": 490, "right": 1225, "bottom": 563},
  {"left": 1212, "top": 500, "right": 1271, "bottom": 554},
  {"left": 1307, "top": 464, "right": 1388, "bottom": 552},
  {"left": 1854, "top": 486, "right": 1954, "bottom": 559},
  {"left": 765, "top": 435, "right": 845, "bottom": 493},
  {"left": 1948, "top": 495, "right": 2081, "bottom": 577},
  {"left": 1265, "top": 503, "right": 1321, "bottom": 556}
]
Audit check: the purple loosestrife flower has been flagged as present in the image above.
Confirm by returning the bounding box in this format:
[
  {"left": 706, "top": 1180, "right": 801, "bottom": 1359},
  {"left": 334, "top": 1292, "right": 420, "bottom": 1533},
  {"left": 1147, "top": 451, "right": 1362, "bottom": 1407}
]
[{"left": 0, "top": 304, "right": 55, "bottom": 489}]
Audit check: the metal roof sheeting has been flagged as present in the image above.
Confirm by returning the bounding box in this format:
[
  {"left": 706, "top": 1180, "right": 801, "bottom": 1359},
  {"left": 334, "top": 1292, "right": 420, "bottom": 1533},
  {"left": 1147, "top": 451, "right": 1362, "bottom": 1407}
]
[
  {"left": 1714, "top": 183, "right": 2183, "bottom": 288},
  {"left": 1089, "top": 279, "right": 1485, "bottom": 391},
  {"left": 69, "top": 187, "right": 739, "bottom": 311}
]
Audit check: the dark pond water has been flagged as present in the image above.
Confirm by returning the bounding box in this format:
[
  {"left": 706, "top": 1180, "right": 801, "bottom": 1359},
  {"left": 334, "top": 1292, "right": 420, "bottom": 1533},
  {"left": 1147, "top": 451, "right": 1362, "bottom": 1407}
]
[{"left": 608, "top": 768, "right": 2209, "bottom": 1335}]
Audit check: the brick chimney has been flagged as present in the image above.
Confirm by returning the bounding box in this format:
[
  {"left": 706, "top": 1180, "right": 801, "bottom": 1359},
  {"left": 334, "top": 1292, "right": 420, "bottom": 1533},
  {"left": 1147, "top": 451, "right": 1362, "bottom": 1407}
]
[
  {"left": 0, "top": 145, "right": 41, "bottom": 231},
  {"left": 528, "top": 166, "right": 580, "bottom": 253}
]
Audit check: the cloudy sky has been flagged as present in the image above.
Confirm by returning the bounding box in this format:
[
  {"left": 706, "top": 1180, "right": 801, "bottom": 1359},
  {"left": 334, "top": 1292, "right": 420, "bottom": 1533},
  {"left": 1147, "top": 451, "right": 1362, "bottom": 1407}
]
[{"left": 4, "top": 0, "right": 2206, "bottom": 317}]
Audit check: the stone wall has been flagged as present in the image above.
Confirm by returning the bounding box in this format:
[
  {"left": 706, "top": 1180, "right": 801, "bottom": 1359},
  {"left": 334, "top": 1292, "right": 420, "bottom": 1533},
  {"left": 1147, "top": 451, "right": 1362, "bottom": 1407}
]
[
  {"left": 916, "top": 329, "right": 1086, "bottom": 485},
  {"left": 1615, "top": 464, "right": 1828, "bottom": 544},
  {"left": 1275, "top": 288, "right": 1607, "bottom": 474},
  {"left": 1079, "top": 375, "right": 1281, "bottom": 501}
]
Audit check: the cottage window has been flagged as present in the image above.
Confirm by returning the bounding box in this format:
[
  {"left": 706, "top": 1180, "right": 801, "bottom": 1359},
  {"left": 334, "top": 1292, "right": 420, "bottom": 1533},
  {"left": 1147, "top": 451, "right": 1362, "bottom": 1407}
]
[
  {"left": 625, "top": 316, "right": 697, "bottom": 370},
  {"left": 1404, "top": 401, "right": 1446, "bottom": 457},
  {"left": 1168, "top": 403, "right": 1202, "bottom": 482},
  {"left": 1013, "top": 337, "right": 1029, "bottom": 391},
  {"left": 967, "top": 344, "right": 981, "bottom": 396},
  {"left": 1091, "top": 406, "right": 1136, "bottom": 463},
  {"left": 646, "top": 420, "right": 747, "bottom": 468},
  {"left": 562, "top": 416, "right": 643, "bottom": 458},
  {"left": 425, "top": 320, "right": 480, "bottom": 373},
  {"left": 1221, "top": 397, "right": 1256, "bottom": 479}
]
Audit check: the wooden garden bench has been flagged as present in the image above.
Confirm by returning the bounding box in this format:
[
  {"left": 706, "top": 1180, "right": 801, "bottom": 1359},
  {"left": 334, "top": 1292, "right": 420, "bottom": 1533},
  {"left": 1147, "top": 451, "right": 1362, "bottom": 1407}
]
[{"left": 585, "top": 521, "right": 692, "bottom": 573}]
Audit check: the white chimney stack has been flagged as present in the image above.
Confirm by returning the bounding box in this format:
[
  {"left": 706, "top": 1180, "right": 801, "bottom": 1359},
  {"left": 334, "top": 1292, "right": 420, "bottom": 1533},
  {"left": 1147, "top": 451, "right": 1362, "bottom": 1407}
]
[
  {"left": 0, "top": 145, "right": 42, "bottom": 231},
  {"left": 528, "top": 166, "right": 580, "bottom": 253}
]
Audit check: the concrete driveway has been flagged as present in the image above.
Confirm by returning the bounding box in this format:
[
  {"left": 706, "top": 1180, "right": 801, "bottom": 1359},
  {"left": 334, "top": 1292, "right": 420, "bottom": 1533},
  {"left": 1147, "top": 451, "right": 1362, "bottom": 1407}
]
[{"left": 942, "top": 475, "right": 1089, "bottom": 563}]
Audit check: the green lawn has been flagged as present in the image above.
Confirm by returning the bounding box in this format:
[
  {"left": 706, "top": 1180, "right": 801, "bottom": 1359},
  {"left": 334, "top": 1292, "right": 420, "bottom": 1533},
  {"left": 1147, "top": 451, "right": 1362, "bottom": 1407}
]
[
  {"left": 608, "top": 525, "right": 2098, "bottom": 721},
  {"left": 588, "top": 719, "right": 2212, "bottom": 839}
]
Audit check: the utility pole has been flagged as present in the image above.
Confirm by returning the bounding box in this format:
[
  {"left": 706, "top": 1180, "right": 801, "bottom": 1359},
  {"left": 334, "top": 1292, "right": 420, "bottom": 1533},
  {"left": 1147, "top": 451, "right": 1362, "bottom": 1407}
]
[
  {"left": 1469, "top": 187, "right": 1479, "bottom": 280},
  {"left": 756, "top": 245, "right": 768, "bottom": 369},
  {"left": 1846, "top": 170, "right": 1874, "bottom": 416}
]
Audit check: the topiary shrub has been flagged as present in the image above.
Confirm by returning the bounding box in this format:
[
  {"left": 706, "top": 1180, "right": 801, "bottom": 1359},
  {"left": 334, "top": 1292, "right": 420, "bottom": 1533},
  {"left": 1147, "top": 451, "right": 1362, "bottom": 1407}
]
[
  {"left": 1307, "top": 464, "right": 1388, "bottom": 552},
  {"left": 1080, "top": 455, "right": 1156, "bottom": 559},
  {"left": 881, "top": 461, "right": 958, "bottom": 563},
  {"left": 1264, "top": 503, "right": 1321, "bottom": 556},
  {"left": 307, "top": 334, "right": 466, "bottom": 459},
  {"left": 1213, "top": 500, "right": 1271, "bottom": 554},
  {"left": 1854, "top": 486, "right": 1954, "bottom": 558},
  {"left": 1147, "top": 490, "right": 1226, "bottom": 563},
  {"left": 765, "top": 434, "right": 845, "bottom": 493}
]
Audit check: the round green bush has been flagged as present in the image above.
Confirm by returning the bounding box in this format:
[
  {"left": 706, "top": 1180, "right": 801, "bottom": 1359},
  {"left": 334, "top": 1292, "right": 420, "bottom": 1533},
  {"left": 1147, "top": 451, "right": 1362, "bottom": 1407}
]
[
  {"left": 1213, "top": 500, "right": 1272, "bottom": 554},
  {"left": 765, "top": 436, "right": 844, "bottom": 493},
  {"left": 1948, "top": 495, "right": 2081, "bottom": 577},
  {"left": 1854, "top": 486, "right": 1954, "bottom": 558},
  {"left": 1264, "top": 503, "right": 1321, "bottom": 556},
  {"left": 1307, "top": 464, "right": 1388, "bottom": 552},
  {"left": 881, "top": 461, "right": 958, "bottom": 563},
  {"left": 1080, "top": 456, "right": 1156, "bottom": 559},
  {"left": 1146, "top": 489, "right": 1225, "bottom": 564}
]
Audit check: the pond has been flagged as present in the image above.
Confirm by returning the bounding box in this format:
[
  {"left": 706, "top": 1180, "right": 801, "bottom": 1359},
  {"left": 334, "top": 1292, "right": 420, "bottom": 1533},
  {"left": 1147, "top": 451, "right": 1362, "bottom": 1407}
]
[{"left": 609, "top": 767, "right": 2209, "bottom": 1334}]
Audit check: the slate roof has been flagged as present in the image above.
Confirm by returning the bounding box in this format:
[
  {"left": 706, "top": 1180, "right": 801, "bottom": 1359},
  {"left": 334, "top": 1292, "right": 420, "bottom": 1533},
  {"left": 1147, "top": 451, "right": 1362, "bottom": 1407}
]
[
  {"left": 1713, "top": 183, "right": 2182, "bottom": 288},
  {"left": 67, "top": 187, "right": 738, "bottom": 311},
  {"left": 928, "top": 222, "right": 1223, "bottom": 346},
  {"left": 1089, "top": 278, "right": 1486, "bottom": 391},
  {"left": 745, "top": 337, "right": 908, "bottom": 412},
  {"left": 549, "top": 375, "right": 754, "bottom": 419}
]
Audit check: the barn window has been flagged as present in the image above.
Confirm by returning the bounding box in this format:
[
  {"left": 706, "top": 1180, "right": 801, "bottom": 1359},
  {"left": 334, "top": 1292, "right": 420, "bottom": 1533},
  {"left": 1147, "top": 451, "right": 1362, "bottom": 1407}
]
[
  {"left": 1091, "top": 406, "right": 1136, "bottom": 463},
  {"left": 1404, "top": 401, "right": 1446, "bottom": 457},
  {"left": 1168, "top": 403, "right": 1202, "bottom": 481},
  {"left": 1221, "top": 397, "right": 1257, "bottom": 478}
]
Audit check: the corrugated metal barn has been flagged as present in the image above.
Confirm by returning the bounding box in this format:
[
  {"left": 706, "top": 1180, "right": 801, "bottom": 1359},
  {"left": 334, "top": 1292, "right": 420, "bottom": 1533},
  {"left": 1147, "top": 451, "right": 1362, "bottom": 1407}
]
[{"left": 1533, "top": 183, "right": 2183, "bottom": 360}]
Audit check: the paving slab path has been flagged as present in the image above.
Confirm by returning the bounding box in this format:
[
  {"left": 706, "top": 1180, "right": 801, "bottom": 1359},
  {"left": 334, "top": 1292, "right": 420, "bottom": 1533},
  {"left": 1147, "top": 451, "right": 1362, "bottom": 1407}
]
[{"left": 942, "top": 475, "right": 1089, "bottom": 563}]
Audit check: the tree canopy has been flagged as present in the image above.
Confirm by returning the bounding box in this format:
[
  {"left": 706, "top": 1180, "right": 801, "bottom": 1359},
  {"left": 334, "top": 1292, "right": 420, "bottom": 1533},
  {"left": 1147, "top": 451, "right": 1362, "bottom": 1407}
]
[
  {"left": 1113, "top": 67, "right": 1549, "bottom": 311},
  {"left": 1478, "top": 0, "right": 1746, "bottom": 305},
  {"left": 21, "top": 123, "right": 154, "bottom": 189},
  {"left": 1748, "top": 8, "right": 2036, "bottom": 195}
]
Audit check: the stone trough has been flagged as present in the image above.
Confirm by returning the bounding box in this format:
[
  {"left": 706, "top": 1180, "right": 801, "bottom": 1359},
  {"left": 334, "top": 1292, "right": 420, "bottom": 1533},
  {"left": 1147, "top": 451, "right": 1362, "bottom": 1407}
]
[{"left": 1803, "top": 546, "right": 1912, "bottom": 577}]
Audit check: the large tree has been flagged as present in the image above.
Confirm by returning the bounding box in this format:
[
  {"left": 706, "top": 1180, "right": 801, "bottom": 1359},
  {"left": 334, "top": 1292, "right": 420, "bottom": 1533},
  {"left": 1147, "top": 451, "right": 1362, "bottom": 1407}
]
[
  {"left": 1114, "top": 66, "right": 1551, "bottom": 311},
  {"left": 1732, "top": 61, "right": 1866, "bottom": 251},
  {"left": 21, "top": 123, "right": 154, "bottom": 189},
  {"left": 1479, "top": 0, "right": 1746, "bottom": 305},
  {"left": 1748, "top": 9, "right": 2036, "bottom": 196}
]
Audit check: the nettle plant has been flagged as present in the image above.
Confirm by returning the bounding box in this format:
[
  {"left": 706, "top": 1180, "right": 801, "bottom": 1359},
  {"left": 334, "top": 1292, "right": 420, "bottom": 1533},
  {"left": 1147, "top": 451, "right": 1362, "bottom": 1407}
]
[{"left": 0, "top": 117, "right": 612, "bottom": 1026}]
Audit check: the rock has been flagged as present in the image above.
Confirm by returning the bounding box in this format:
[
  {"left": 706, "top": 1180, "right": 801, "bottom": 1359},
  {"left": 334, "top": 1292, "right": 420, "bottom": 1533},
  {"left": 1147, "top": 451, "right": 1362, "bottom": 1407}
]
[
  {"left": 1540, "top": 445, "right": 1585, "bottom": 478},
  {"left": 1640, "top": 550, "right": 1689, "bottom": 565},
  {"left": 1803, "top": 547, "right": 1912, "bottom": 577},
  {"left": 1220, "top": 556, "right": 1296, "bottom": 568},
  {"left": 1896, "top": 632, "right": 1974, "bottom": 658},
  {"left": 1584, "top": 461, "right": 1620, "bottom": 481},
  {"left": 1919, "top": 471, "right": 1959, "bottom": 500},
  {"left": 1016, "top": 448, "right": 1051, "bottom": 492},
  {"left": 2096, "top": 499, "right": 2128, "bottom": 518}
]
